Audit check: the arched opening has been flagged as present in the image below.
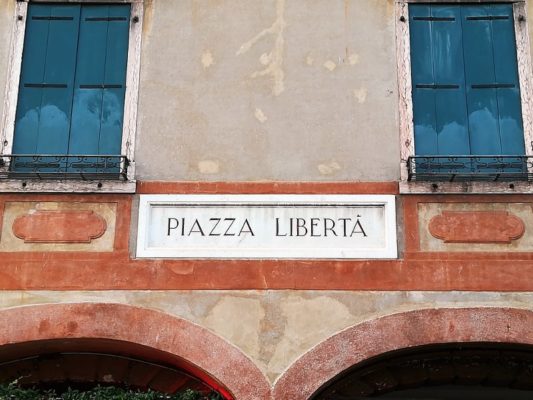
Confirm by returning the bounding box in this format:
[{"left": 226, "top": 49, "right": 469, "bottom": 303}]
[
  {"left": 0, "top": 339, "right": 220, "bottom": 396},
  {"left": 312, "top": 343, "right": 533, "bottom": 399},
  {"left": 0, "top": 303, "right": 272, "bottom": 400},
  {"left": 273, "top": 308, "right": 533, "bottom": 400}
]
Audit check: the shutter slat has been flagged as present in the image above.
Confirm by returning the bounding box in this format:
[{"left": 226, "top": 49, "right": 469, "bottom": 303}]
[
  {"left": 431, "top": 5, "right": 470, "bottom": 156},
  {"left": 463, "top": 14, "right": 502, "bottom": 162},
  {"left": 69, "top": 5, "right": 109, "bottom": 155},
  {"left": 410, "top": 5, "right": 438, "bottom": 155},
  {"left": 410, "top": 5, "right": 470, "bottom": 156},
  {"left": 100, "top": 5, "right": 130, "bottom": 155},
  {"left": 14, "top": 3, "right": 46, "bottom": 156},
  {"left": 491, "top": 4, "right": 525, "bottom": 155},
  {"left": 13, "top": 4, "right": 80, "bottom": 157},
  {"left": 69, "top": 4, "right": 129, "bottom": 157},
  {"left": 462, "top": 4, "right": 524, "bottom": 156},
  {"left": 462, "top": 5, "right": 501, "bottom": 155}
]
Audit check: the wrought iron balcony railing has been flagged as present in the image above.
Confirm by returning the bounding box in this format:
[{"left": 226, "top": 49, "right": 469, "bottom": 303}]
[
  {"left": 407, "top": 155, "right": 533, "bottom": 182},
  {"left": 0, "top": 154, "right": 129, "bottom": 180}
]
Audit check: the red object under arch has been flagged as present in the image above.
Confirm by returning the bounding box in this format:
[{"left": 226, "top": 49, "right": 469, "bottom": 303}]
[{"left": 0, "top": 303, "right": 271, "bottom": 400}]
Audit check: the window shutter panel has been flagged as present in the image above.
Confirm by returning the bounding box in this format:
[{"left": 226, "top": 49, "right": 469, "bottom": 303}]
[
  {"left": 68, "top": 4, "right": 130, "bottom": 156},
  {"left": 13, "top": 4, "right": 80, "bottom": 155},
  {"left": 490, "top": 4, "right": 525, "bottom": 155},
  {"left": 410, "top": 5, "right": 469, "bottom": 156},
  {"left": 410, "top": 5, "right": 438, "bottom": 156},
  {"left": 462, "top": 4, "right": 524, "bottom": 156},
  {"left": 99, "top": 4, "right": 130, "bottom": 156}
]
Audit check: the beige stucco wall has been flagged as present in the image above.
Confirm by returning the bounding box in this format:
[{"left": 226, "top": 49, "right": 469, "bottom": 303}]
[
  {"left": 3, "top": 1, "right": 533, "bottom": 181},
  {"left": 3, "top": 290, "right": 533, "bottom": 383},
  {"left": 135, "top": 0, "right": 399, "bottom": 181}
]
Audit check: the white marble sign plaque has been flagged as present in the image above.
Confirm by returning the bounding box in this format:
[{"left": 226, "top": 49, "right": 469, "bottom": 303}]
[{"left": 136, "top": 195, "right": 397, "bottom": 259}]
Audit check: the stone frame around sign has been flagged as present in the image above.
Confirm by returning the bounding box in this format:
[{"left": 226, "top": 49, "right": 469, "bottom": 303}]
[{"left": 135, "top": 194, "right": 398, "bottom": 259}]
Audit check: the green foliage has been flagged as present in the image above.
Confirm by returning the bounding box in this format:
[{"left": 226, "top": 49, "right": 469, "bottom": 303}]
[{"left": 0, "top": 383, "right": 223, "bottom": 400}]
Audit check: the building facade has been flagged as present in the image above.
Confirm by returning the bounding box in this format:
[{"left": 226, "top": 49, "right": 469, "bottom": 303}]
[{"left": 1, "top": 0, "right": 533, "bottom": 399}]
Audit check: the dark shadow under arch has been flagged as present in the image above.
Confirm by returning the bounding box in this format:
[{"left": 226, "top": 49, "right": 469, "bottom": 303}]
[
  {"left": 0, "top": 303, "right": 272, "bottom": 400},
  {"left": 273, "top": 308, "right": 533, "bottom": 400},
  {"left": 312, "top": 342, "right": 533, "bottom": 399},
  {"left": 0, "top": 338, "right": 217, "bottom": 395}
]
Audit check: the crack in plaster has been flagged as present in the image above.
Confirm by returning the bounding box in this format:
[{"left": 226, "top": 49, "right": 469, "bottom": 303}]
[{"left": 236, "top": 0, "right": 286, "bottom": 96}]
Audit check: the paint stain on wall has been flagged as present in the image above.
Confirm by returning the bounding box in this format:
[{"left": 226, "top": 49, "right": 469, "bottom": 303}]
[
  {"left": 323, "top": 60, "right": 337, "bottom": 72},
  {"left": 203, "top": 296, "right": 265, "bottom": 364},
  {"left": 142, "top": 0, "right": 154, "bottom": 37},
  {"left": 348, "top": 53, "right": 360, "bottom": 65},
  {"left": 305, "top": 54, "right": 314, "bottom": 66},
  {"left": 267, "top": 295, "right": 354, "bottom": 380},
  {"left": 236, "top": 0, "right": 286, "bottom": 96},
  {"left": 198, "top": 160, "right": 220, "bottom": 174},
  {"left": 201, "top": 50, "right": 214, "bottom": 69},
  {"left": 259, "top": 53, "right": 271, "bottom": 66},
  {"left": 353, "top": 87, "right": 368, "bottom": 104},
  {"left": 254, "top": 108, "right": 268, "bottom": 123},
  {"left": 318, "top": 160, "right": 342, "bottom": 175}
]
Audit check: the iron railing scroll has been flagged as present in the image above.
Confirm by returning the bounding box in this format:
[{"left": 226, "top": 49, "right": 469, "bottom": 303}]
[
  {"left": 407, "top": 155, "right": 533, "bottom": 182},
  {"left": 0, "top": 154, "right": 129, "bottom": 180}
]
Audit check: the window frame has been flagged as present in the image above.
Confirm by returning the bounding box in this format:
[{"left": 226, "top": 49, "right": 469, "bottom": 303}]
[
  {"left": 0, "top": 0, "right": 143, "bottom": 193},
  {"left": 396, "top": 0, "right": 533, "bottom": 193}
]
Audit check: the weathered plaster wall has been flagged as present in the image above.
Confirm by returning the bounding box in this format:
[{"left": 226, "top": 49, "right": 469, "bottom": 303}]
[
  {"left": 528, "top": 0, "right": 533, "bottom": 59},
  {"left": 136, "top": 0, "right": 399, "bottom": 181},
  {"left": 2, "top": 290, "right": 533, "bottom": 383},
  {"left": 3, "top": 0, "right": 533, "bottom": 182}
]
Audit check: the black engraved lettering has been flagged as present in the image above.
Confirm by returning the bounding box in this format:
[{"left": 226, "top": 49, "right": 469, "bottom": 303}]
[
  {"left": 276, "top": 218, "right": 287, "bottom": 236},
  {"left": 188, "top": 219, "right": 205, "bottom": 236},
  {"left": 167, "top": 218, "right": 179, "bottom": 236},
  {"left": 209, "top": 218, "right": 222, "bottom": 236},
  {"left": 239, "top": 219, "right": 255, "bottom": 236},
  {"left": 351, "top": 218, "right": 367, "bottom": 237},
  {"left": 324, "top": 218, "right": 337, "bottom": 237},
  {"left": 296, "top": 218, "right": 308, "bottom": 237},
  {"left": 310, "top": 218, "right": 320, "bottom": 237},
  {"left": 339, "top": 218, "right": 351, "bottom": 237},
  {"left": 224, "top": 218, "right": 236, "bottom": 236}
]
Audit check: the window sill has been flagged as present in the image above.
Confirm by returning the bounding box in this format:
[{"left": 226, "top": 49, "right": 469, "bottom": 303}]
[
  {"left": 0, "top": 179, "right": 136, "bottom": 193},
  {"left": 399, "top": 180, "right": 533, "bottom": 194}
]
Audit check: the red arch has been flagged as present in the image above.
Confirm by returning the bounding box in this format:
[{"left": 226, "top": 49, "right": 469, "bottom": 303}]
[
  {"left": 0, "top": 303, "right": 271, "bottom": 400},
  {"left": 273, "top": 307, "right": 533, "bottom": 400}
]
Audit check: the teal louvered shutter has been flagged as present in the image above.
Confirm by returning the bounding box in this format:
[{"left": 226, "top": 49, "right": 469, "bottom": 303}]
[
  {"left": 69, "top": 4, "right": 130, "bottom": 157},
  {"left": 410, "top": 5, "right": 470, "bottom": 157},
  {"left": 13, "top": 4, "right": 81, "bottom": 155},
  {"left": 12, "top": 3, "right": 130, "bottom": 174},
  {"left": 461, "top": 4, "right": 525, "bottom": 156},
  {"left": 410, "top": 4, "right": 525, "bottom": 174}
]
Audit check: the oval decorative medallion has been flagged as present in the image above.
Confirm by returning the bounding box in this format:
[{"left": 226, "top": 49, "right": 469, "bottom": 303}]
[
  {"left": 429, "top": 211, "right": 525, "bottom": 244},
  {"left": 13, "top": 210, "right": 107, "bottom": 244}
]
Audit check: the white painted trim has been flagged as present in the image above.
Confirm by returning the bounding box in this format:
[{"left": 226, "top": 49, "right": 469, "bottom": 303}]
[
  {"left": 400, "top": 180, "right": 533, "bottom": 194},
  {"left": 396, "top": 0, "right": 533, "bottom": 192},
  {"left": 0, "top": 179, "right": 135, "bottom": 193},
  {"left": 122, "top": 1, "right": 143, "bottom": 181},
  {"left": 0, "top": 1, "right": 27, "bottom": 156},
  {"left": 0, "top": 0, "right": 143, "bottom": 192},
  {"left": 514, "top": 2, "right": 533, "bottom": 157},
  {"left": 396, "top": 2, "right": 414, "bottom": 181},
  {"left": 398, "top": 0, "right": 516, "bottom": 3},
  {"left": 136, "top": 195, "right": 398, "bottom": 260}
]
